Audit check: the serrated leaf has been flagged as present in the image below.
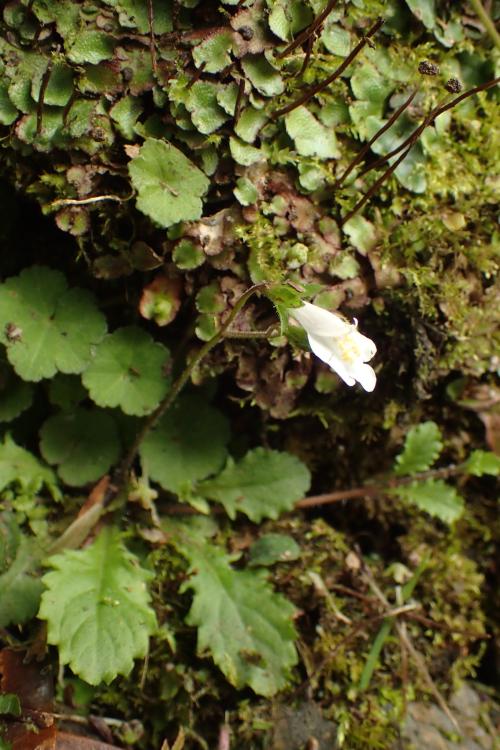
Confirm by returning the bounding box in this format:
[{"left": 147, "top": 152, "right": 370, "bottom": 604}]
[
  {"left": 110, "top": 95, "right": 143, "bottom": 140},
  {"left": 0, "top": 266, "right": 107, "bottom": 382},
  {"left": 0, "top": 435, "right": 58, "bottom": 495},
  {"left": 248, "top": 533, "right": 301, "bottom": 567},
  {"left": 465, "top": 450, "right": 500, "bottom": 477},
  {"left": 102, "top": 0, "right": 172, "bottom": 33},
  {"left": 198, "top": 448, "right": 310, "bottom": 521},
  {"left": 140, "top": 395, "right": 230, "bottom": 494},
  {"left": 182, "top": 540, "right": 297, "bottom": 695},
  {"left": 0, "top": 513, "right": 43, "bottom": 628},
  {"left": 234, "top": 177, "right": 259, "bottom": 206},
  {"left": 39, "top": 526, "right": 157, "bottom": 685},
  {"left": 394, "top": 422, "right": 443, "bottom": 476},
  {"left": 395, "top": 479, "right": 464, "bottom": 524},
  {"left": 82, "top": 327, "right": 171, "bottom": 417},
  {"left": 234, "top": 106, "right": 268, "bottom": 143},
  {"left": 229, "top": 136, "right": 263, "bottom": 166},
  {"left": 129, "top": 138, "right": 210, "bottom": 228},
  {"left": 40, "top": 408, "right": 120, "bottom": 486},
  {"left": 285, "top": 106, "right": 340, "bottom": 159}
]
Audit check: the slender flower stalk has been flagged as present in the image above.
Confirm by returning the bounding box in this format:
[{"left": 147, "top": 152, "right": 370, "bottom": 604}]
[{"left": 290, "top": 301, "right": 377, "bottom": 392}]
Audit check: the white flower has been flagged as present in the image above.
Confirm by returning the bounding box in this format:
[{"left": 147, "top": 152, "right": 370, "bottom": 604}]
[{"left": 290, "top": 301, "right": 377, "bottom": 392}]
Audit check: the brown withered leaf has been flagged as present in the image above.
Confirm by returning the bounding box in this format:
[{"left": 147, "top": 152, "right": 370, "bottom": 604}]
[
  {"left": 186, "top": 207, "right": 242, "bottom": 256},
  {"left": 139, "top": 274, "right": 183, "bottom": 326}
]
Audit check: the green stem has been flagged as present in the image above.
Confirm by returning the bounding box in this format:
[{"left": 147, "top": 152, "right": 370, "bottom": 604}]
[
  {"left": 469, "top": 0, "right": 500, "bottom": 49},
  {"left": 116, "top": 283, "right": 268, "bottom": 486}
]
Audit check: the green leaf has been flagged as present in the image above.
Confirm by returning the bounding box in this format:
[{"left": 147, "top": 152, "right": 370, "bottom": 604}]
[
  {"left": 241, "top": 55, "right": 284, "bottom": 97},
  {"left": 39, "top": 526, "right": 157, "bottom": 685},
  {"left": 234, "top": 106, "right": 268, "bottom": 143},
  {"left": 32, "top": 63, "right": 73, "bottom": 107},
  {"left": 268, "top": 0, "right": 312, "bottom": 41},
  {"left": 0, "top": 694, "right": 21, "bottom": 717},
  {"left": 129, "top": 138, "right": 210, "bottom": 228},
  {"left": 0, "top": 84, "right": 18, "bottom": 125},
  {"left": 321, "top": 25, "right": 351, "bottom": 56},
  {"left": 0, "top": 513, "right": 43, "bottom": 628},
  {"left": 395, "top": 479, "right": 464, "bottom": 524},
  {"left": 285, "top": 106, "right": 340, "bottom": 159},
  {"left": 102, "top": 0, "right": 172, "bottom": 33},
  {"left": 192, "top": 31, "right": 235, "bottom": 73},
  {"left": 110, "top": 95, "right": 143, "bottom": 140},
  {"left": 229, "top": 136, "right": 263, "bottom": 166},
  {"left": 40, "top": 408, "right": 120, "bottom": 486},
  {"left": 82, "top": 327, "right": 171, "bottom": 417},
  {"left": 343, "top": 216, "right": 377, "bottom": 254},
  {"left": 248, "top": 533, "right": 301, "bottom": 567},
  {"left": 0, "top": 266, "right": 107, "bottom": 382},
  {"left": 405, "top": 0, "right": 436, "bottom": 29},
  {"left": 172, "top": 239, "right": 205, "bottom": 270},
  {"left": 67, "top": 31, "right": 116, "bottom": 64},
  {"left": 0, "top": 356, "right": 33, "bottom": 422},
  {"left": 0, "top": 435, "right": 58, "bottom": 495},
  {"left": 198, "top": 448, "right": 311, "bottom": 521},
  {"left": 48, "top": 374, "right": 87, "bottom": 411},
  {"left": 394, "top": 422, "right": 443, "bottom": 476},
  {"left": 182, "top": 540, "right": 297, "bottom": 695},
  {"left": 140, "top": 395, "right": 230, "bottom": 494},
  {"left": 465, "top": 450, "right": 500, "bottom": 477},
  {"left": 185, "top": 82, "right": 229, "bottom": 135},
  {"left": 234, "top": 177, "right": 259, "bottom": 206}
]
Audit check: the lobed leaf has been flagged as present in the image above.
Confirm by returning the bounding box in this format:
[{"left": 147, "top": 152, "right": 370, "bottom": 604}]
[
  {"left": 140, "top": 395, "right": 230, "bottom": 494},
  {"left": 198, "top": 448, "right": 311, "bottom": 521},
  {"left": 0, "top": 266, "right": 107, "bottom": 382},
  {"left": 82, "top": 327, "right": 171, "bottom": 416},
  {"left": 394, "top": 421, "right": 443, "bottom": 476},
  {"left": 39, "top": 526, "right": 157, "bottom": 685},
  {"left": 40, "top": 408, "right": 120, "bottom": 486},
  {"left": 0, "top": 435, "right": 58, "bottom": 495}
]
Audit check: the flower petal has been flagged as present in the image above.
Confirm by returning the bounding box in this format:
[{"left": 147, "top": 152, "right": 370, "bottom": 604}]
[
  {"left": 307, "top": 334, "right": 356, "bottom": 386},
  {"left": 291, "top": 301, "right": 350, "bottom": 337},
  {"left": 352, "top": 330, "right": 377, "bottom": 361},
  {"left": 353, "top": 363, "right": 377, "bottom": 392}
]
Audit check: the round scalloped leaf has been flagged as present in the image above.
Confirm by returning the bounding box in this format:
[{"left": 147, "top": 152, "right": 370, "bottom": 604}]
[
  {"left": 0, "top": 266, "right": 107, "bottom": 382},
  {"left": 140, "top": 395, "right": 230, "bottom": 493},
  {"left": 39, "top": 526, "right": 157, "bottom": 685},
  {"left": 128, "top": 138, "right": 210, "bottom": 228},
  {"left": 82, "top": 327, "right": 171, "bottom": 416},
  {"left": 285, "top": 106, "right": 340, "bottom": 159},
  {"left": 40, "top": 408, "right": 120, "bottom": 486}
]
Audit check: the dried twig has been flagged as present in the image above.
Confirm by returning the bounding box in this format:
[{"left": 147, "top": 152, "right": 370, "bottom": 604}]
[
  {"left": 36, "top": 60, "right": 53, "bottom": 135},
  {"left": 48, "top": 194, "right": 129, "bottom": 209}
]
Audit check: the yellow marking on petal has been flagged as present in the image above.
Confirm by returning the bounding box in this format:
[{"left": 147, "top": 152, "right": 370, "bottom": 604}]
[{"left": 335, "top": 334, "right": 361, "bottom": 365}]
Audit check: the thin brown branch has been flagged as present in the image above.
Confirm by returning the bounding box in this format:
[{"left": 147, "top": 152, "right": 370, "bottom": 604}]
[
  {"left": 298, "top": 34, "right": 314, "bottom": 78},
  {"left": 295, "top": 464, "right": 462, "bottom": 508},
  {"left": 358, "top": 76, "right": 500, "bottom": 180},
  {"left": 273, "top": 17, "right": 384, "bottom": 118},
  {"left": 234, "top": 77, "right": 245, "bottom": 124},
  {"left": 187, "top": 61, "right": 206, "bottom": 89},
  {"left": 335, "top": 88, "right": 418, "bottom": 188},
  {"left": 147, "top": 0, "right": 158, "bottom": 73},
  {"left": 276, "top": 0, "right": 338, "bottom": 59},
  {"left": 36, "top": 60, "right": 53, "bottom": 135}
]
